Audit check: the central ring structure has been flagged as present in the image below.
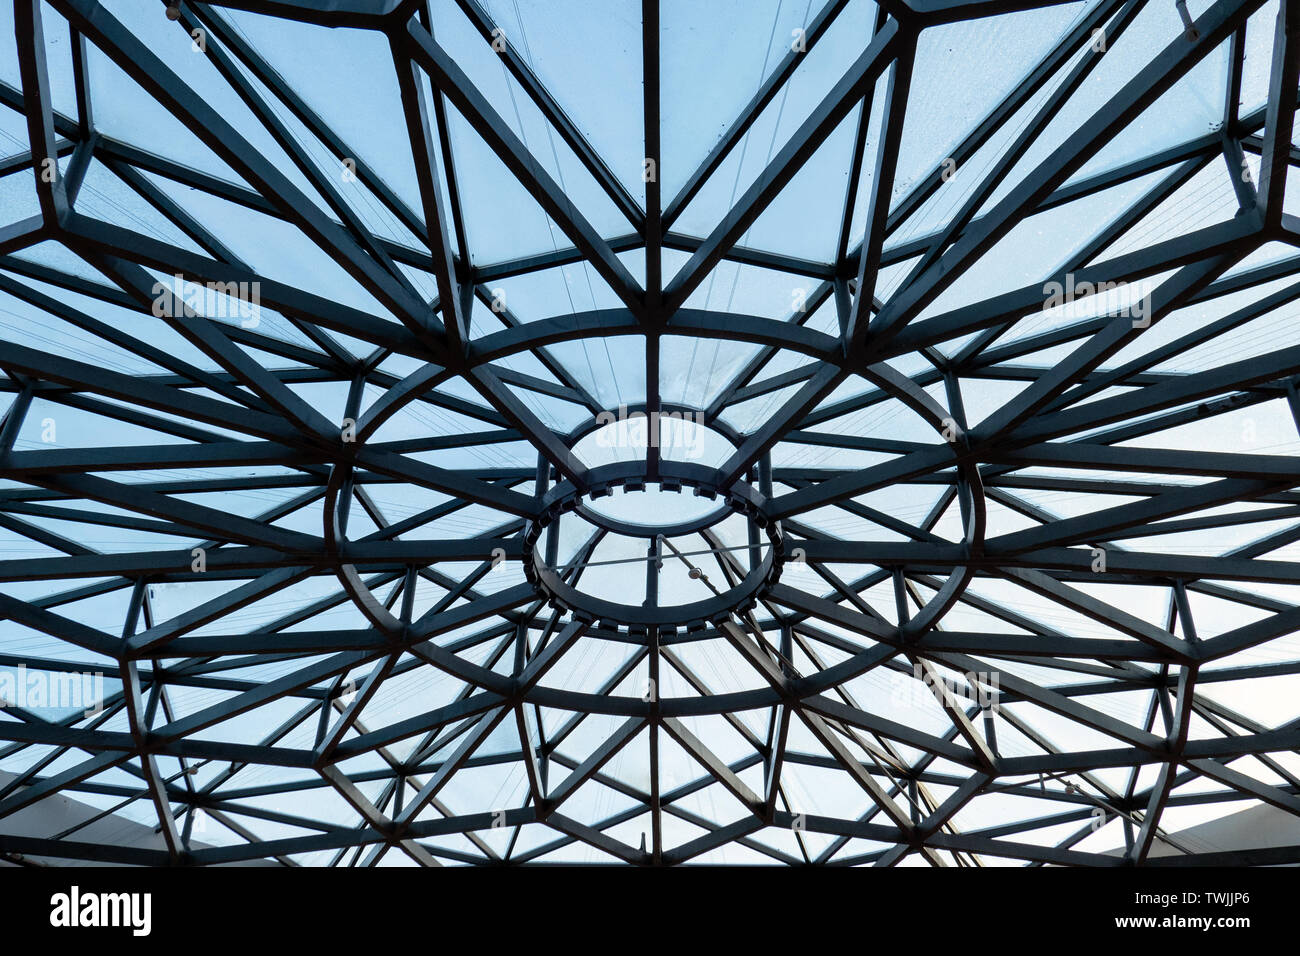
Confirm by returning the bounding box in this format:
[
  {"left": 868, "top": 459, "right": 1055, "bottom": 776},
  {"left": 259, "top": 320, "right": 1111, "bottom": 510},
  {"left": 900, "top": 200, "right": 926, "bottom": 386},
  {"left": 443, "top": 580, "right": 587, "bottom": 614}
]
[
  {"left": 525, "top": 460, "right": 786, "bottom": 633},
  {"left": 324, "top": 323, "right": 988, "bottom": 646}
]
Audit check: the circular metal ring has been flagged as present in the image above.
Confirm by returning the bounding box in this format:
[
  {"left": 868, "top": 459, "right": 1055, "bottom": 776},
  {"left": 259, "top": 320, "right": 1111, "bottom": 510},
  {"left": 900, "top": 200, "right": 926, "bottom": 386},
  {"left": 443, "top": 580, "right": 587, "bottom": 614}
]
[{"left": 524, "top": 460, "right": 785, "bottom": 631}]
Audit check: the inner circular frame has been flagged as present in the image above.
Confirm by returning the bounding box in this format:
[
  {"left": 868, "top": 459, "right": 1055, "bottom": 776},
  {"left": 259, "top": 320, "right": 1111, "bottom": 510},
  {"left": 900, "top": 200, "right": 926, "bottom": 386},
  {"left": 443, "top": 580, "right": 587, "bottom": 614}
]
[
  {"left": 524, "top": 460, "right": 785, "bottom": 632},
  {"left": 323, "top": 312, "right": 988, "bottom": 656}
]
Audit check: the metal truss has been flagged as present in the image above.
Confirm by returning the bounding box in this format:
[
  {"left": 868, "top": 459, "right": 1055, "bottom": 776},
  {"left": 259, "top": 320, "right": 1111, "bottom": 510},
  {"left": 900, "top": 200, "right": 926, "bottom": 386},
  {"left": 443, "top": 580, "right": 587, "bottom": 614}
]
[{"left": 0, "top": 0, "right": 1299, "bottom": 866}]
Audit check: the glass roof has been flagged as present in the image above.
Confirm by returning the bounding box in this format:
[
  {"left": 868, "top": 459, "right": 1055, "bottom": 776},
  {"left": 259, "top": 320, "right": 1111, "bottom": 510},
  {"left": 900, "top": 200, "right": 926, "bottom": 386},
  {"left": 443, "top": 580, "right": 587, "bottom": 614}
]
[{"left": 0, "top": 0, "right": 1299, "bottom": 867}]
